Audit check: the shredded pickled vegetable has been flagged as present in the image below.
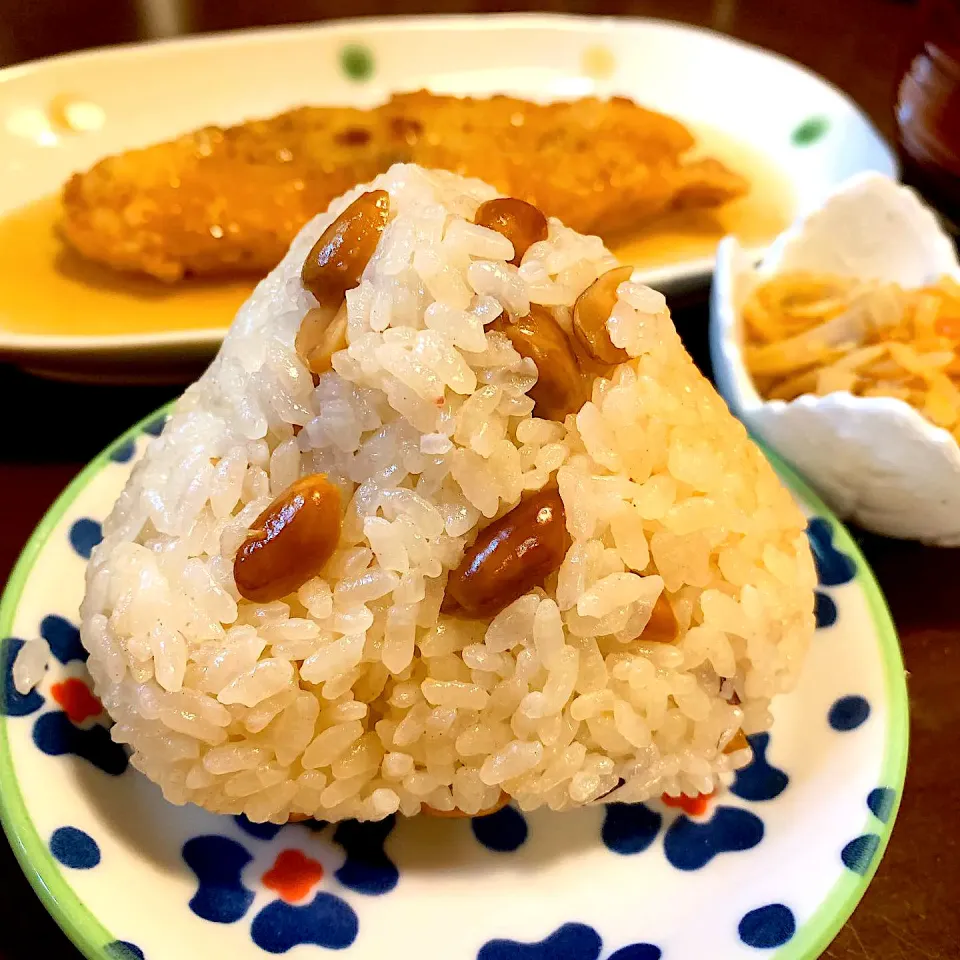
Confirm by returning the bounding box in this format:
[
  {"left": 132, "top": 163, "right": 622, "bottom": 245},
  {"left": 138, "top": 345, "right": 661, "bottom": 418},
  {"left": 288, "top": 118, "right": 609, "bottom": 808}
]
[{"left": 743, "top": 273, "right": 960, "bottom": 441}]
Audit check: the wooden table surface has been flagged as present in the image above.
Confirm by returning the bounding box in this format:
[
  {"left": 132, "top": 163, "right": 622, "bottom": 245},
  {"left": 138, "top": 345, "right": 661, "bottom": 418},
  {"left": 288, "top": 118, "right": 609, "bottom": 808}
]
[{"left": 0, "top": 0, "right": 957, "bottom": 957}]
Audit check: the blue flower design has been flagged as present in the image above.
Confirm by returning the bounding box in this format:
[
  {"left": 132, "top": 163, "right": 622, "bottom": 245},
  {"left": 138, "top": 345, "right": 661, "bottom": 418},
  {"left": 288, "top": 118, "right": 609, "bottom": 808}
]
[
  {"left": 806, "top": 518, "right": 856, "bottom": 586},
  {"left": 841, "top": 834, "right": 881, "bottom": 875},
  {"left": 662, "top": 806, "right": 764, "bottom": 871},
  {"left": 472, "top": 805, "right": 528, "bottom": 852},
  {"left": 143, "top": 414, "right": 167, "bottom": 437},
  {"left": 731, "top": 733, "right": 789, "bottom": 802},
  {"left": 840, "top": 786, "right": 898, "bottom": 875},
  {"left": 867, "top": 787, "right": 896, "bottom": 824},
  {"left": 601, "top": 798, "right": 763, "bottom": 872},
  {"left": 333, "top": 815, "right": 399, "bottom": 894},
  {"left": 68, "top": 518, "right": 103, "bottom": 560},
  {"left": 109, "top": 439, "right": 136, "bottom": 464},
  {"left": 608, "top": 948, "right": 661, "bottom": 960},
  {"left": 40, "top": 615, "right": 87, "bottom": 664},
  {"left": 234, "top": 815, "right": 284, "bottom": 841},
  {"left": 3, "top": 610, "right": 133, "bottom": 780},
  {"left": 250, "top": 893, "right": 358, "bottom": 953},
  {"left": 183, "top": 835, "right": 255, "bottom": 924},
  {"left": 104, "top": 941, "right": 145, "bottom": 959},
  {"left": 32, "top": 710, "right": 129, "bottom": 775},
  {"left": 479, "top": 923, "right": 602, "bottom": 960},
  {"left": 50, "top": 826, "right": 101, "bottom": 869},
  {"left": 738, "top": 903, "right": 796, "bottom": 948},
  {"left": 1, "top": 638, "right": 45, "bottom": 717},
  {"left": 814, "top": 590, "right": 837, "bottom": 628},
  {"left": 807, "top": 517, "right": 852, "bottom": 634},
  {"left": 181, "top": 814, "right": 400, "bottom": 950},
  {"left": 828, "top": 695, "right": 871, "bottom": 731},
  {"left": 477, "top": 922, "right": 661, "bottom": 960},
  {"left": 602, "top": 803, "right": 662, "bottom": 856},
  {"left": 7, "top": 612, "right": 128, "bottom": 775}
]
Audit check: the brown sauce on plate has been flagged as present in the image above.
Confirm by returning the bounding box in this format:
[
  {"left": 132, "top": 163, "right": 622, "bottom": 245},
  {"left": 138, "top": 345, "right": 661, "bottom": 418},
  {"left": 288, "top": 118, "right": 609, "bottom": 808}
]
[
  {"left": 609, "top": 125, "right": 795, "bottom": 270},
  {"left": 0, "top": 195, "right": 254, "bottom": 338}
]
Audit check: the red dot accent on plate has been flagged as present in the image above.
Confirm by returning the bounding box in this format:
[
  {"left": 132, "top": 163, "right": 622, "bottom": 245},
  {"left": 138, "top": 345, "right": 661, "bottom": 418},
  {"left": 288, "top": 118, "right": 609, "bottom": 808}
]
[
  {"left": 51, "top": 679, "right": 103, "bottom": 724},
  {"left": 262, "top": 849, "right": 324, "bottom": 903},
  {"left": 661, "top": 790, "right": 715, "bottom": 817}
]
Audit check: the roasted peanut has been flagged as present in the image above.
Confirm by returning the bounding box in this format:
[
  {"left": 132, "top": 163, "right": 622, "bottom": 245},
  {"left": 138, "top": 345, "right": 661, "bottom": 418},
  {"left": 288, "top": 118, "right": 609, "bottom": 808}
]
[
  {"left": 296, "top": 302, "right": 348, "bottom": 375},
  {"left": 301, "top": 189, "right": 390, "bottom": 305},
  {"left": 573, "top": 265, "right": 634, "bottom": 364},
  {"left": 644, "top": 592, "right": 679, "bottom": 643},
  {"left": 447, "top": 487, "right": 568, "bottom": 618},
  {"left": 494, "top": 306, "right": 586, "bottom": 421},
  {"left": 234, "top": 473, "right": 342, "bottom": 603},
  {"left": 474, "top": 197, "right": 548, "bottom": 266}
]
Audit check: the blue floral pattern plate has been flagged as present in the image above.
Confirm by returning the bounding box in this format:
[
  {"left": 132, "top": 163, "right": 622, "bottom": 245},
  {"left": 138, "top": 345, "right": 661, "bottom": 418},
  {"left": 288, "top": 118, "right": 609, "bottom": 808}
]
[{"left": 0, "top": 410, "right": 908, "bottom": 960}]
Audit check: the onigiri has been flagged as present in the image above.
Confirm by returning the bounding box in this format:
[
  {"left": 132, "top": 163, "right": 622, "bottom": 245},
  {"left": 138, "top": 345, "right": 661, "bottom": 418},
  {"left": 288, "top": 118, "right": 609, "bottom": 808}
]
[{"left": 79, "top": 164, "right": 816, "bottom": 824}]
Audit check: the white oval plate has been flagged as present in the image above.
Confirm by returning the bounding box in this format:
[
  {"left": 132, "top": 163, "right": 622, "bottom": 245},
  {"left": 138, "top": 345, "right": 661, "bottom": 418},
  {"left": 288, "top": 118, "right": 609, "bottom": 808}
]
[
  {"left": 0, "top": 14, "right": 894, "bottom": 379},
  {"left": 0, "top": 411, "right": 908, "bottom": 960}
]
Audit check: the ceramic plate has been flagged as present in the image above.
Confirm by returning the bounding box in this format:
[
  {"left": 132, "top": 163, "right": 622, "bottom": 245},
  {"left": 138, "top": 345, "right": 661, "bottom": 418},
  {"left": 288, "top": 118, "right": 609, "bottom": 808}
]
[
  {"left": 0, "top": 409, "right": 907, "bottom": 960},
  {"left": 0, "top": 13, "right": 894, "bottom": 381}
]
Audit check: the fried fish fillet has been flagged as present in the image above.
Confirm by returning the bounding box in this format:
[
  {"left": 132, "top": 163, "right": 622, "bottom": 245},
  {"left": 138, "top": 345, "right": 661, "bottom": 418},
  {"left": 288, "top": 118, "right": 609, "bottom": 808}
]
[{"left": 61, "top": 91, "right": 747, "bottom": 282}]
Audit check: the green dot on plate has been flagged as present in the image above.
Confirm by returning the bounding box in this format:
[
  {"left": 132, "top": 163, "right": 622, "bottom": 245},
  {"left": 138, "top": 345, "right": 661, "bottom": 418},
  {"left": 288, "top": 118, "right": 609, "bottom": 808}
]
[
  {"left": 341, "top": 44, "right": 374, "bottom": 82},
  {"left": 791, "top": 116, "right": 829, "bottom": 147}
]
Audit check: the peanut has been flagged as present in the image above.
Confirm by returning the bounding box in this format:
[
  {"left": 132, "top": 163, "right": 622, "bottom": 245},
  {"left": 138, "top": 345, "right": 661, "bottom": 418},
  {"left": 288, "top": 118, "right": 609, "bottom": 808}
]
[
  {"left": 573, "top": 265, "right": 634, "bottom": 364},
  {"left": 447, "top": 487, "right": 568, "bottom": 618},
  {"left": 234, "top": 474, "right": 341, "bottom": 603},
  {"left": 474, "top": 197, "right": 548, "bottom": 266},
  {"left": 494, "top": 306, "right": 586, "bottom": 421}
]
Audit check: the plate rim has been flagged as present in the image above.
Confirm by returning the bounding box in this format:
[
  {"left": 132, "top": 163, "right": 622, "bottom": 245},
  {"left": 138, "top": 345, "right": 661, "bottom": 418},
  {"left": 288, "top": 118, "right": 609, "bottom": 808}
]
[
  {"left": 0, "top": 11, "right": 896, "bottom": 358},
  {"left": 0, "top": 403, "right": 909, "bottom": 960}
]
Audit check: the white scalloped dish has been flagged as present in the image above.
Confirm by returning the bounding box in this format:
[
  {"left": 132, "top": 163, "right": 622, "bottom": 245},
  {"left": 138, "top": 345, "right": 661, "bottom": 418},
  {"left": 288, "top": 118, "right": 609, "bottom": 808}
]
[{"left": 711, "top": 172, "right": 960, "bottom": 545}]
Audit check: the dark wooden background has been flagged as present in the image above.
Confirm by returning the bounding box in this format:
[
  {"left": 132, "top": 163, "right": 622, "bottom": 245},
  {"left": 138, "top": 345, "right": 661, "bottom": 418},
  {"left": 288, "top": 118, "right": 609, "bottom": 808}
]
[{"left": 0, "top": 1, "right": 957, "bottom": 957}]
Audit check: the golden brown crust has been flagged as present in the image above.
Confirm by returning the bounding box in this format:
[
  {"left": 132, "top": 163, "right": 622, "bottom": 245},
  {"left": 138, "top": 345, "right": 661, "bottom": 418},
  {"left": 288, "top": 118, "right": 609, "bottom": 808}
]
[{"left": 60, "top": 92, "right": 747, "bottom": 282}]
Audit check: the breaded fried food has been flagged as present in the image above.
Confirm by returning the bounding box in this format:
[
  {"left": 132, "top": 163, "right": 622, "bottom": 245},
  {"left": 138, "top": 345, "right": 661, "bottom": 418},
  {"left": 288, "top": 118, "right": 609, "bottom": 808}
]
[{"left": 61, "top": 91, "right": 747, "bottom": 282}]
